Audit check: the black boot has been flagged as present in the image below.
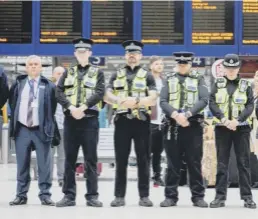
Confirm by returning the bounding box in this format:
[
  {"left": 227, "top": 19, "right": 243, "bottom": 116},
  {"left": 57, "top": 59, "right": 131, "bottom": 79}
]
[
  {"left": 244, "top": 199, "right": 256, "bottom": 209},
  {"left": 9, "top": 197, "right": 27, "bottom": 206},
  {"left": 56, "top": 197, "right": 76, "bottom": 207},
  {"left": 160, "top": 198, "right": 177, "bottom": 207},
  {"left": 87, "top": 197, "right": 103, "bottom": 207},
  {"left": 110, "top": 197, "right": 125, "bottom": 207},
  {"left": 193, "top": 199, "right": 208, "bottom": 208},
  {"left": 210, "top": 199, "right": 225, "bottom": 208},
  {"left": 139, "top": 197, "right": 153, "bottom": 207}
]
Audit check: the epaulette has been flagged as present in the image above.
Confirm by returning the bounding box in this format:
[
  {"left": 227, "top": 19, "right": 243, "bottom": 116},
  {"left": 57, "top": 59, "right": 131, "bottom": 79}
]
[
  {"left": 117, "top": 67, "right": 127, "bottom": 78},
  {"left": 88, "top": 65, "right": 99, "bottom": 77},
  {"left": 215, "top": 77, "right": 227, "bottom": 88},
  {"left": 68, "top": 65, "right": 77, "bottom": 75},
  {"left": 166, "top": 72, "right": 176, "bottom": 79},
  {"left": 239, "top": 78, "right": 250, "bottom": 93},
  {"left": 189, "top": 69, "right": 199, "bottom": 78}
]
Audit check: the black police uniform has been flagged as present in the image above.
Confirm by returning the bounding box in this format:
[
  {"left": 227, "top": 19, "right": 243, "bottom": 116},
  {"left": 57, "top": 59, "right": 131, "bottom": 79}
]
[
  {"left": 0, "top": 66, "right": 9, "bottom": 109},
  {"left": 209, "top": 54, "right": 256, "bottom": 209},
  {"left": 56, "top": 38, "right": 105, "bottom": 207},
  {"left": 160, "top": 52, "right": 208, "bottom": 207},
  {"left": 107, "top": 40, "right": 156, "bottom": 207}
]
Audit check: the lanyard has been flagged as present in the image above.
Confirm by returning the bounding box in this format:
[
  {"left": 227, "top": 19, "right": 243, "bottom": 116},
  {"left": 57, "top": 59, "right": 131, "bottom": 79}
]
[{"left": 28, "top": 79, "right": 40, "bottom": 99}]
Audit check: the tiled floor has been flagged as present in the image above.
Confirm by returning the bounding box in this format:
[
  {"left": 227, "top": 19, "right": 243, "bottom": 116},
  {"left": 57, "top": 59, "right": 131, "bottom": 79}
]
[{"left": 0, "top": 164, "right": 257, "bottom": 219}]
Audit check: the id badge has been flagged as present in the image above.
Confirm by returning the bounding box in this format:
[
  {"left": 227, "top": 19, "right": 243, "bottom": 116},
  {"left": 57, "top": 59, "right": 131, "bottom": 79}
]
[{"left": 31, "top": 101, "right": 38, "bottom": 108}]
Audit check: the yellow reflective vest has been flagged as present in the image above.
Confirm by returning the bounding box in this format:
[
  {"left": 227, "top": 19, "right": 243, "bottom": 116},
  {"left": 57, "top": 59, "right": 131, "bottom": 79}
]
[
  {"left": 213, "top": 77, "right": 251, "bottom": 125},
  {"left": 112, "top": 67, "right": 149, "bottom": 114},
  {"left": 167, "top": 71, "right": 200, "bottom": 111},
  {"left": 64, "top": 65, "right": 101, "bottom": 111}
]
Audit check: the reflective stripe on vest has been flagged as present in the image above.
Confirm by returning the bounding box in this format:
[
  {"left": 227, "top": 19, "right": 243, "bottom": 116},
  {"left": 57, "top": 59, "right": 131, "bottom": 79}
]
[
  {"left": 112, "top": 68, "right": 149, "bottom": 114},
  {"left": 168, "top": 73, "right": 199, "bottom": 111},
  {"left": 213, "top": 77, "right": 251, "bottom": 125},
  {"left": 64, "top": 65, "right": 101, "bottom": 111}
]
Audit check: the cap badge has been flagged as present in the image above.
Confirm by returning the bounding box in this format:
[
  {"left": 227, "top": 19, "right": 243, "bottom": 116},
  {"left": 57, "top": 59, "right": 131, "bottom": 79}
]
[{"left": 229, "top": 59, "right": 234, "bottom": 64}]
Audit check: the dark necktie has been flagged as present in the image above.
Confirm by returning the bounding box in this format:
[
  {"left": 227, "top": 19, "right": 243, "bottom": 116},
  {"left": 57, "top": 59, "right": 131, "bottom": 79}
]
[{"left": 27, "top": 79, "right": 34, "bottom": 127}]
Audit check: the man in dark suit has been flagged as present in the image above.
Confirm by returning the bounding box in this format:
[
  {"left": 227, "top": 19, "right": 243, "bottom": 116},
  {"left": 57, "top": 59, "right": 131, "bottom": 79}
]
[
  {"left": 0, "top": 66, "right": 9, "bottom": 109},
  {"left": 9, "top": 55, "right": 57, "bottom": 206}
]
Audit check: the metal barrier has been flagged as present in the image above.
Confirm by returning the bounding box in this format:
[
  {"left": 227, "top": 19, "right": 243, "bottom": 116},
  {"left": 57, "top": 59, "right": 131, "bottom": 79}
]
[
  {"left": 0, "top": 104, "right": 9, "bottom": 164},
  {"left": 0, "top": 105, "right": 9, "bottom": 164}
]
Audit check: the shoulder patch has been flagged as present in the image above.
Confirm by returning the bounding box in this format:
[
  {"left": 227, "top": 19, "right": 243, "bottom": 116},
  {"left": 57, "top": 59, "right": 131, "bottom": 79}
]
[
  {"left": 88, "top": 65, "right": 99, "bottom": 77},
  {"left": 216, "top": 77, "right": 227, "bottom": 88}
]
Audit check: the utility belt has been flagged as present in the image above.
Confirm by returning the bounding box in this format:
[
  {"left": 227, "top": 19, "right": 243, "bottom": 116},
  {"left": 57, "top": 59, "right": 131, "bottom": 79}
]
[
  {"left": 114, "top": 109, "right": 150, "bottom": 122},
  {"left": 163, "top": 114, "right": 205, "bottom": 141},
  {"left": 64, "top": 109, "right": 99, "bottom": 118},
  {"left": 163, "top": 114, "right": 205, "bottom": 126}
]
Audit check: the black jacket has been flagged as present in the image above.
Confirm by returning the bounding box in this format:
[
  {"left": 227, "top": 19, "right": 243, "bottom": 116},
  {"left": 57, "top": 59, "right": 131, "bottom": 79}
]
[{"left": 9, "top": 75, "right": 57, "bottom": 142}]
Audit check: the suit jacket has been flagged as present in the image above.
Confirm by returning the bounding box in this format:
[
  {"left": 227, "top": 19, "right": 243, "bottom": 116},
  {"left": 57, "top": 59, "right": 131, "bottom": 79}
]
[{"left": 9, "top": 75, "right": 57, "bottom": 143}]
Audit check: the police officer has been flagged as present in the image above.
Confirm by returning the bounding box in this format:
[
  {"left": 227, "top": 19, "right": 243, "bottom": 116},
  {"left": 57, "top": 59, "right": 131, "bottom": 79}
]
[
  {"left": 56, "top": 38, "right": 104, "bottom": 207},
  {"left": 209, "top": 54, "right": 256, "bottom": 209},
  {"left": 105, "top": 40, "right": 157, "bottom": 207},
  {"left": 0, "top": 66, "right": 9, "bottom": 109},
  {"left": 159, "top": 52, "right": 208, "bottom": 207}
]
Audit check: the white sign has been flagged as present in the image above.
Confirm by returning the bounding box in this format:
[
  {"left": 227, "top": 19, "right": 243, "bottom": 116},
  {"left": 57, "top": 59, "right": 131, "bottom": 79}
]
[{"left": 211, "top": 59, "right": 225, "bottom": 78}]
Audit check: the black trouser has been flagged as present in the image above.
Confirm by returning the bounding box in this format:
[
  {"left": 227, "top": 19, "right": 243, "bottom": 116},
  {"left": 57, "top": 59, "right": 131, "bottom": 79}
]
[
  {"left": 114, "top": 116, "right": 150, "bottom": 198},
  {"left": 150, "top": 123, "right": 163, "bottom": 179},
  {"left": 215, "top": 126, "right": 252, "bottom": 200},
  {"left": 62, "top": 116, "right": 99, "bottom": 201},
  {"left": 164, "top": 121, "right": 205, "bottom": 203}
]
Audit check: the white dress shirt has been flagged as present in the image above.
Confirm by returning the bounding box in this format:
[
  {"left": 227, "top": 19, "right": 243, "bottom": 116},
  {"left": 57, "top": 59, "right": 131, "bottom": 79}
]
[{"left": 18, "top": 76, "right": 40, "bottom": 127}]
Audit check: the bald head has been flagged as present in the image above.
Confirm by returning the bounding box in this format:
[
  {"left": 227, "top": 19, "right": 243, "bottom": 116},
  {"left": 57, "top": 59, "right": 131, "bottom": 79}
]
[{"left": 52, "top": 66, "right": 65, "bottom": 83}]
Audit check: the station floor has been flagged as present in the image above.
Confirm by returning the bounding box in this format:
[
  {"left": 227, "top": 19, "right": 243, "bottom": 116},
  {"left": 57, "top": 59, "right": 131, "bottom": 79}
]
[{"left": 0, "top": 164, "right": 257, "bottom": 219}]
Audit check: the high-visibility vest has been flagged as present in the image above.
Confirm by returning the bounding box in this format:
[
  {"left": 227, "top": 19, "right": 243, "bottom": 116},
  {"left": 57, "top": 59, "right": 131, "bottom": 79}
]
[
  {"left": 112, "top": 67, "right": 150, "bottom": 114},
  {"left": 167, "top": 70, "right": 200, "bottom": 111},
  {"left": 213, "top": 77, "right": 252, "bottom": 125},
  {"left": 64, "top": 65, "right": 101, "bottom": 111}
]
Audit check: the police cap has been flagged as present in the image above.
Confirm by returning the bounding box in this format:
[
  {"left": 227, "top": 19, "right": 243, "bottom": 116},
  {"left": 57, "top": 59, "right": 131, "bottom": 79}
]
[
  {"left": 73, "top": 38, "right": 94, "bottom": 52},
  {"left": 173, "top": 51, "right": 194, "bottom": 64},
  {"left": 122, "top": 40, "right": 144, "bottom": 53},
  {"left": 222, "top": 54, "right": 241, "bottom": 68}
]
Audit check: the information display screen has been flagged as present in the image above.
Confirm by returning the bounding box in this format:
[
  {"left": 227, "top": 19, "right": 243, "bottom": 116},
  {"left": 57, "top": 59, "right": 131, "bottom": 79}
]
[
  {"left": 192, "top": 0, "right": 234, "bottom": 45},
  {"left": 40, "top": 1, "right": 82, "bottom": 43},
  {"left": 0, "top": 1, "right": 32, "bottom": 43},
  {"left": 242, "top": 0, "right": 258, "bottom": 44},
  {"left": 141, "top": 1, "right": 184, "bottom": 44},
  {"left": 91, "top": 0, "right": 133, "bottom": 44}
]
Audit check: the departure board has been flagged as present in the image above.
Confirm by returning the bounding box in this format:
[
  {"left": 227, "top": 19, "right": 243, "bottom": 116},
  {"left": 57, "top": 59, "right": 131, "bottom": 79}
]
[
  {"left": 91, "top": 0, "right": 133, "bottom": 44},
  {"left": 192, "top": 0, "right": 234, "bottom": 45},
  {"left": 0, "top": 1, "right": 32, "bottom": 43},
  {"left": 243, "top": 0, "right": 258, "bottom": 44},
  {"left": 40, "top": 1, "right": 82, "bottom": 43},
  {"left": 141, "top": 1, "right": 184, "bottom": 44}
]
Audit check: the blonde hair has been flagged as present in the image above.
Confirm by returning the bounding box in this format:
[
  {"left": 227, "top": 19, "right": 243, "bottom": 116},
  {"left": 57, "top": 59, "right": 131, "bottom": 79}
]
[{"left": 149, "top": 56, "right": 163, "bottom": 66}]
